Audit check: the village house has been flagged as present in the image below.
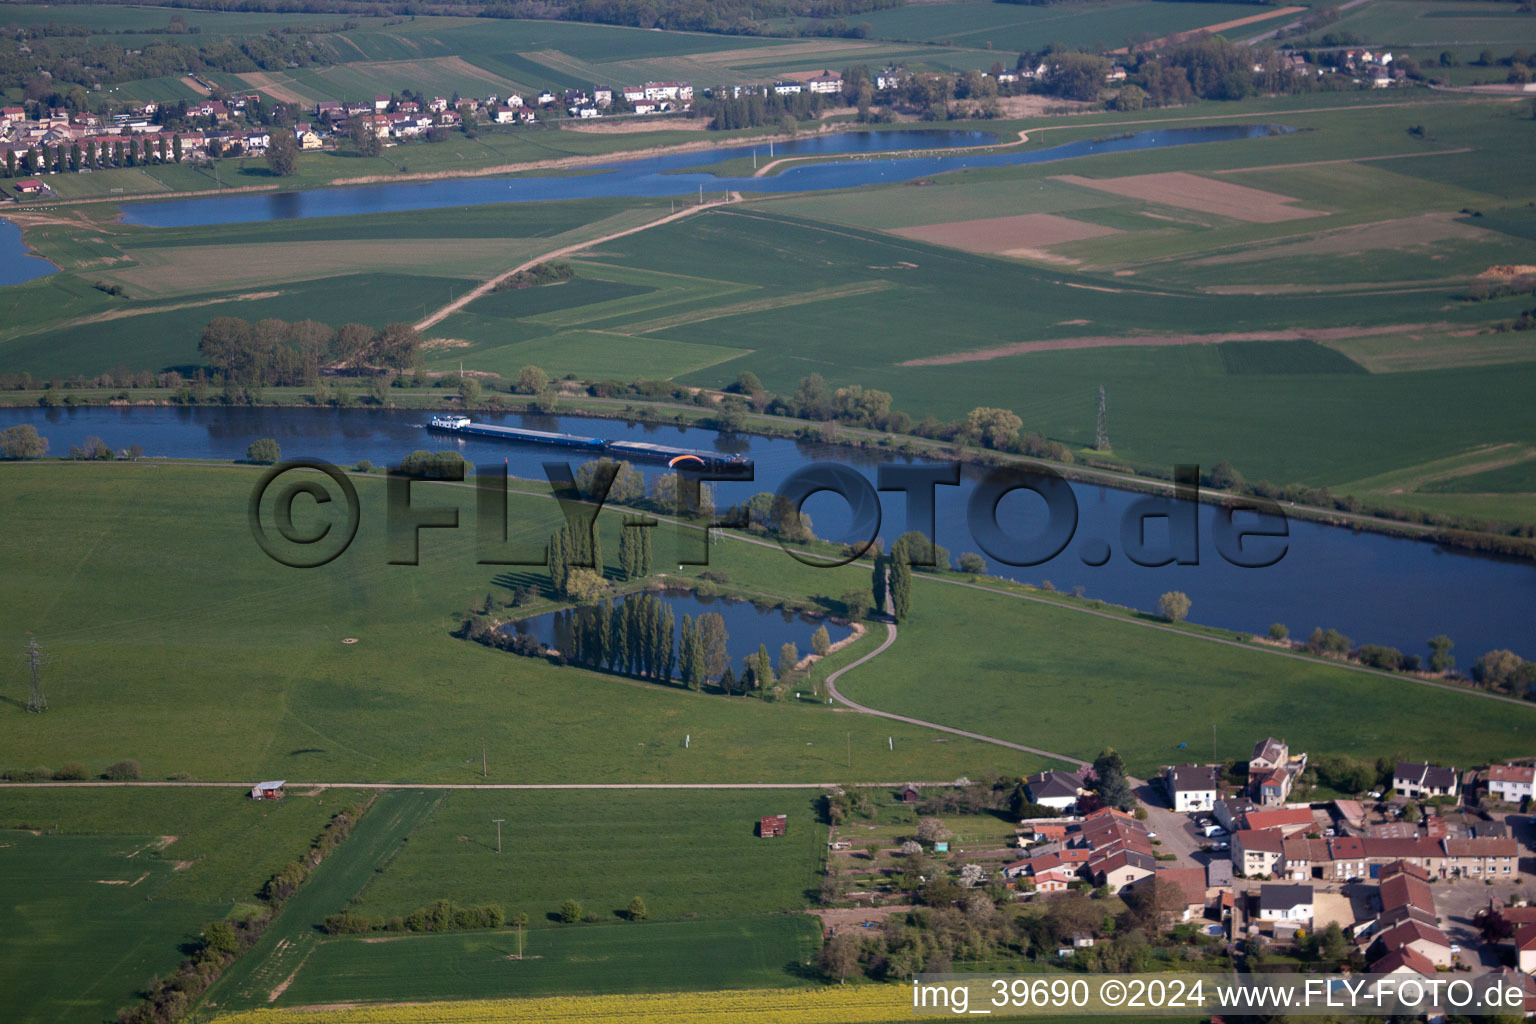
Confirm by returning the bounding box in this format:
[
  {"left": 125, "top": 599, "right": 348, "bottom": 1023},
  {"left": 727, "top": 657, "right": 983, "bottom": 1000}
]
[
  {"left": 1487, "top": 763, "right": 1535, "bottom": 803},
  {"left": 806, "top": 70, "right": 843, "bottom": 94},
  {"left": 1165, "top": 764, "right": 1220, "bottom": 813},
  {"left": 594, "top": 86, "right": 612, "bottom": 107},
  {"left": 1242, "top": 807, "right": 1317, "bottom": 836},
  {"left": 1146, "top": 866, "right": 1208, "bottom": 923},
  {"left": 1214, "top": 796, "right": 1258, "bottom": 832},
  {"left": 1233, "top": 828, "right": 1286, "bottom": 876},
  {"left": 1256, "top": 883, "right": 1314, "bottom": 925},
  {"left": 1394, "top": 761, "right": 1459, "bottom": 799},
  {"left": 1249, "top": 737, "right": 1306, "bottom": 805},
  {"left": 1517, "top": 925, "right": 1536, "bottom": 973},
  {"left": 772, "top": 81, "right": 804, "bottom": 95},
  {"left": 373, "top": 94, "right": 390, "bottom": 112},
  {"left": 1024, "top": 770, "right": 1085, "bottom": 812}
]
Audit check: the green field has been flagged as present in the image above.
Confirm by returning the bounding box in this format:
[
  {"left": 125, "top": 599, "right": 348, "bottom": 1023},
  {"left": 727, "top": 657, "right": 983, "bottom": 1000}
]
[
  {"left": 834, "top": 580, "right": 1536, "bottom": 778},
  {"left": 849, "top": 0, "right": 1291, "bottom": 51},
  {"left": 265, "top": 915, "right": 822, "bottom": 1007},
  {"left": 0, "top": 788, "right": 367, "bottom": 1024},
  {"left": 204, "top": 789, "right": 441, "bottom": 1010},
  {"left": 1297, "top": 0, "right": 1536, "bottom": 48},
  {"left": 0, "top": 462, "right": 1039, "bottom": 784},
  {"left": 351, "top": 789, "right": 827, "bottom": 925},
  {"left": 209, "top": 788, "right": 831, "bottom": 1007}
]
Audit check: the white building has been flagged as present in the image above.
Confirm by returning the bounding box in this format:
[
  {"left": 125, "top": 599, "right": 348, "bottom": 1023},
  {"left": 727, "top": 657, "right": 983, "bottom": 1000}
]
[
  {"left": 1488, "top": 764, "right": 1535, "bottom": 803},
  {"left": 1166, "top": 764, "right": 1220, "bottom": 813},
  {"left": 1256, "top": 883, "right": 1313, "bottom": 923}
]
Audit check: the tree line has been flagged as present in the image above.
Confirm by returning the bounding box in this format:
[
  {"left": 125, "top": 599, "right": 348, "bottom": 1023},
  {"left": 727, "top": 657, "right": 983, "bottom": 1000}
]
[{"left": 199, "top": 315, "right": 423, "bottom": 386}]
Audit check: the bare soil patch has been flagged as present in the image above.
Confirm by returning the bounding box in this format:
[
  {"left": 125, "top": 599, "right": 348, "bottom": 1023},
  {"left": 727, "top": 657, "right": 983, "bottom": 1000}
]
[
  {"left": 1053, "top": 171, "right": 1323, "bottom": 223},
  {"left": 236, "top": 72, "right": 311, "bottom": 107},
  {"left": 900, "top": 323, "right": 1451, "bottom": 366},
  {"left": 563, "top": 116, "right": 711, "bottom": 134},
  {"left": 812, "top": 904, "right": 914, "bottom": 932},
  {"left": 421, "top": 337, "right": 473, "bottom": 351},
  {"left": 995, "top": 95, "right": 1093, "bottom": 118},
  {"left": 892, "top": 212, "right": 1119, "bottom": 257},
  {"left": 179, "top": 76, "right": 212, "bottom": 97}
]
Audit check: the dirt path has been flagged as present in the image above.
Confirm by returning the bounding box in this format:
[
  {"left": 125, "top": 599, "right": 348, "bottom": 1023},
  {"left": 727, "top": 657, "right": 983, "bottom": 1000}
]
[
  {"left": 413, "top": 196, "right": 737, "bottom": 331},
  {"left": 822, "top": 622, "right": 1092, "bottom": 769},
  {"left": 0, "top": 780, "right": 956, "bottom": 790},
  {"left": 1111, "top": 5, "right": 1305, "bottom": 53},
  {"left": 753, "top": 130, "right": 1028, "bottom": 178},
  {"left": 899, "top": 322, "right": 1453, "bottom": 366}
]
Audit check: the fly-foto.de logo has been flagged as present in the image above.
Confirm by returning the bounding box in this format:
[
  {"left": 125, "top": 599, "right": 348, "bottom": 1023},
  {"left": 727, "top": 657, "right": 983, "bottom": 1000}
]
[{"left": 248, "top": 459, "right": 1289, "bottom": 570}]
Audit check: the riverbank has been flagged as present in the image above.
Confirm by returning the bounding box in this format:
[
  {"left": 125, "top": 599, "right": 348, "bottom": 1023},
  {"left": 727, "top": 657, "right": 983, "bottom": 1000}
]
[{"left": 3, "top": 384, "right": 1529, "bottom": 560}]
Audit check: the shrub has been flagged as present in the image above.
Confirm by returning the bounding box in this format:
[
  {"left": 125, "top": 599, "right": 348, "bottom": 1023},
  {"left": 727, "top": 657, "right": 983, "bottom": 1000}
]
[
  {"left": 245, "top": 438, "right": 281, "bottom": 464},
  {"left": 104, "top": 759, "right": 141, "bottom": 781},
  {"left": 53, "top": 761, "right": 87, "bottom": 781},
  {"left": 559, "top": 899, "right": 583, "bottom": 923}
]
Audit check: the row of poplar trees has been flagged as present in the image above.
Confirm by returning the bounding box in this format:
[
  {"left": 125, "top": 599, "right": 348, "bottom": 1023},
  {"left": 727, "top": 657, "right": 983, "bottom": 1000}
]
[
  {"left": 871, "top": 537, "right": 914, "bottom": 622},
  {"left": 546, "top": 519, "right": 653, "bottom": 597}
]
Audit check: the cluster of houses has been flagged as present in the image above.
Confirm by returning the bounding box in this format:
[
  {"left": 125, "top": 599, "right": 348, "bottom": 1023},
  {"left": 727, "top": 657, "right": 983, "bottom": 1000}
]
[
  {"left": 1003, "top": 805, "right": 1192, "bottom": 902},
  {"left": 0, "top": 97, "right": 277, "bottom": 177},
  {"left": 992, "top": 735, "right": 1536, "bottom": 994}
]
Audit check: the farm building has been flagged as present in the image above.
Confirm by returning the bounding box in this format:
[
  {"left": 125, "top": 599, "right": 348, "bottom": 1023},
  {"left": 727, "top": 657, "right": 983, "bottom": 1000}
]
[
  {"left": 14, "top": 179, "right": 43, "bottom": 194},
  {"left": 249, "top": 780, "right": 286, "bottom": 800},
  {"left": 898, "top": 784, "right": 922, "bottom": 803},
  {"left": 758, "top": 814, "right": 787, "bottom": 838}
]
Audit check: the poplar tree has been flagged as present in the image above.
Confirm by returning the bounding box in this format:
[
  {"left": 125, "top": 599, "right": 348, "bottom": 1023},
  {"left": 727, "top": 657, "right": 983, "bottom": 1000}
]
[
  {"left": 658, "top": 605, "right": 676, "bottom": 681},
  {"left": 872, "top": 552, "right": 888, "bottom": 615},
  {"left": 678, "top": 615, "right": 697, "bottom": 688},
  {"left": 889, "top": 539, "right": 913, "bottom": 622},
  {"left": 547, "top": 527, "right": 569, "bottom": 595}
]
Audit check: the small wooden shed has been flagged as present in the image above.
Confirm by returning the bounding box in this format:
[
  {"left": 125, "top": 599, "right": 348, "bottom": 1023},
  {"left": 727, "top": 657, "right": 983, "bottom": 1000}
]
[{"left": 758, "top": 814, "right": 787, "bottom": 838}]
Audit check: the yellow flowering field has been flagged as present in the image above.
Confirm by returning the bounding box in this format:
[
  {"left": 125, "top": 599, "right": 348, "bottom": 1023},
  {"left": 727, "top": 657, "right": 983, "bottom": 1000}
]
[{"left": 210, "top": 985, "right": 957, "bottom": 1023}]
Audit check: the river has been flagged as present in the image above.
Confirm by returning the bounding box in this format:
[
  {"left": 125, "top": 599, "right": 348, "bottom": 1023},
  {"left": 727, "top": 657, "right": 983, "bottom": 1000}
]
[{"left": 4, "top": 404, "right": 1531, "bottom": 662}]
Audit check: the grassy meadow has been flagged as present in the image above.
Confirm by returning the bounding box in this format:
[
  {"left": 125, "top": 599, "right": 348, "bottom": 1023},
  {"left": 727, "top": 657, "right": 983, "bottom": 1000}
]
[
  {"left": 833, "top": 578, "right": 1536, "bottom": 779},
  {"left": 0, "top": 461, "right": 1040, "bottom": 784},
  {"left": 0, "top": 787, "right": 369, "bottom": 1024}
]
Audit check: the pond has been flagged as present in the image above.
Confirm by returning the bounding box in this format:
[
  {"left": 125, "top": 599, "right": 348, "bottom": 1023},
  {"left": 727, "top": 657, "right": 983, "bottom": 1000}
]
[
  {"left": 0, "top": 218, "right": 59, "bottom": 287},
  {"left": 3, "top": 404, "right": 1531, "bottom": 660},
  {"left": 499, "top": 589, "right": 852, "bottom": 681},
  {"left": 117, "top": 125, "right": 1286, "bottom": 227}
]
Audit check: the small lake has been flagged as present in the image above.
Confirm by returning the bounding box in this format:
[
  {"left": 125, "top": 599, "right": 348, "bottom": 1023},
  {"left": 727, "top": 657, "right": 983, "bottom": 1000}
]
[
  {"left": 118, "top": 125, "right": 1285, "bottom": 227},
  {"left": 500, "top": 590, "right": 851, "bottom": 678},
  {"left": 4, "top": 404, "right": 1532, "bottom": 660},
  {"left": 0, "top": 218, "right": 59, "bottom": 287}
]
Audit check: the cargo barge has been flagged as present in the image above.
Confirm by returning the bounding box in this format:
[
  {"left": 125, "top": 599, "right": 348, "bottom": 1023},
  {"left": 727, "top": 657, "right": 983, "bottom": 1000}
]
[{"left": 427, "top": 415, "right": 750, "bottom": 470}]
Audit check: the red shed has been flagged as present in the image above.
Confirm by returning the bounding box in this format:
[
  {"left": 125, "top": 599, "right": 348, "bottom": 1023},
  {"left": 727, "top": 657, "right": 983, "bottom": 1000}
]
[
  {"left": 14, "top": 179, "right": 43, "bottom": 194},
  {"left": 759, "top": 814, "right": 787, "bottom": 838}
]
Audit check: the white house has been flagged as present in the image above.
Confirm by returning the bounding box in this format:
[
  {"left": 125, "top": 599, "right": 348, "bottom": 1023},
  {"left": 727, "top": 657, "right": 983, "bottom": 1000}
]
[
  {"left": 1488, "top": 764, "right": 1535, "bottom": 803},
  {"left": 1166, "top": 764, "right": 1220, "bottom": 813},
  {"left": 1025, "top": 770, "right": 1085, "bottom": 812},
  {"left": 806, "top": 70, "right": 842, "bottom": 94},
  {"left": 1394, "top": 761, "right": 1458, "bottom": 799},
  {"left": 772, "top": 81, "right": 804, "bottom": 95},
  {"left": 1256, "top": 883, "right": 1313, "bottom": 924}
]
